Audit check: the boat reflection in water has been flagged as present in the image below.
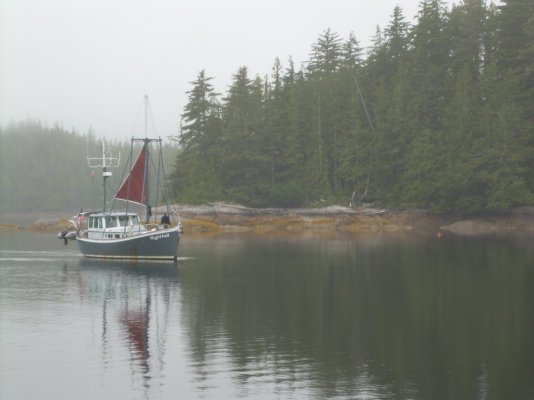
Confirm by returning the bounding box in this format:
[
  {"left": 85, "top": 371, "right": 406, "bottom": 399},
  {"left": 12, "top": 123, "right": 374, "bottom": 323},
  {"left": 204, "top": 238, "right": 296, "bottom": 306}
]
[{"left": 77, "top": 258, "right": 180, "bottom": 398}]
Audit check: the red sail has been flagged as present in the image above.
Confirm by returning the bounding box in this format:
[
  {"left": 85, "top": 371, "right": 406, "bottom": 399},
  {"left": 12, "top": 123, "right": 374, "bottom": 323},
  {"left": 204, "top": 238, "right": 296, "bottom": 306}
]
[{"left": 115, "top": 145, "right": 147, "bottom": 205}]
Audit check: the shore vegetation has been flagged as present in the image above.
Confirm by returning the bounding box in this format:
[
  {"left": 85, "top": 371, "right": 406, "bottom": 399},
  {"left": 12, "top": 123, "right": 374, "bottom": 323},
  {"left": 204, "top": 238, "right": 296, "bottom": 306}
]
[{"left": 1, "top": 1, "right": 532, "bottom": 215}]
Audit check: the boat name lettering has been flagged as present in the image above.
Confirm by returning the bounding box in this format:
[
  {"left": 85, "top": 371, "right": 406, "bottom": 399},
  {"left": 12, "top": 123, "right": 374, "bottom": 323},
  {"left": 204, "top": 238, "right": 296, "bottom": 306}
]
[{"left": 150, "top": 233, "right": 170, "bottom": 241}]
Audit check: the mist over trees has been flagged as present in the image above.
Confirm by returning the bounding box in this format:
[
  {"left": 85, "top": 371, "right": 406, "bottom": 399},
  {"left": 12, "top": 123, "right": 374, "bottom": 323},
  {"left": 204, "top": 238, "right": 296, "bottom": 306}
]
[
  {"left": 0, "top": 121, "right": 176, "bottom": 212},
  {"left": 170, "top": 0, "right": 534, "bottom": 213},
  {"left": 1, "top": 0, "right": 532, "bottom": 214}
]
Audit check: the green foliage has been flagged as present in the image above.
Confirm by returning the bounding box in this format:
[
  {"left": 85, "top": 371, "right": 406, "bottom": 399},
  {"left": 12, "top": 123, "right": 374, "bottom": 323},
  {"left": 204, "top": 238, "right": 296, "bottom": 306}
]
[
  {"left": 168, "top": 0, "right": 533, "bottom": 213},
  {"left": 2, "top": 1, "right": 532, "bottom": 214},
  {"left": 267, "top": 182, "right": 307, "bottom": 208}
]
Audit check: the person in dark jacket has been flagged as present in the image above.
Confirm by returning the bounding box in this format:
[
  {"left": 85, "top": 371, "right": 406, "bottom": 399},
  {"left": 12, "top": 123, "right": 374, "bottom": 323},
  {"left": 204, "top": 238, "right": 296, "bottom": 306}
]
[
  {"left": 146, "top": 205, "right": 152, "bottom": 224},
  {"left": 160, "top": 213, "right": 170, "bottom": 228}
]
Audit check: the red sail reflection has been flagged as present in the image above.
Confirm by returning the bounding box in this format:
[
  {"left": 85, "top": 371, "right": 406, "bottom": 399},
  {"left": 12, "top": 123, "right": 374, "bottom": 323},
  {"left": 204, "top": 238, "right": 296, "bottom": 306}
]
[{"left": 120, "top": 309, "right": 150, "bottom": 372}]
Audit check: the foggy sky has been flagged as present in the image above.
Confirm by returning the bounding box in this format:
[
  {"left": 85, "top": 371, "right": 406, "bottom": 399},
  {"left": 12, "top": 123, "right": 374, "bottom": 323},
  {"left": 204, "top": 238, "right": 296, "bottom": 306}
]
[{"left": 0, "top": 0, "right": 456, "bottom": 141}]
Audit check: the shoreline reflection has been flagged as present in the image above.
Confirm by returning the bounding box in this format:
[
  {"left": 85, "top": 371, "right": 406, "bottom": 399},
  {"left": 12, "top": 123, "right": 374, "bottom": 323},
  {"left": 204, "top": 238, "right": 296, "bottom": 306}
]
[{"left": 1, "top": 233, "right": 533, "bottom": 399}]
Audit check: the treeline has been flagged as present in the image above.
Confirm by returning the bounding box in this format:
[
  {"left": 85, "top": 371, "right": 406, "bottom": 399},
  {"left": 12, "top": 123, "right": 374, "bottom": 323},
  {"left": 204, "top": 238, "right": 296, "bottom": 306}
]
[
  {"left": 0, "top": 121, "right": 176, "bottom": 212},
  {"left": 170, "top": 0, "right": 534, "bottom": 213}
]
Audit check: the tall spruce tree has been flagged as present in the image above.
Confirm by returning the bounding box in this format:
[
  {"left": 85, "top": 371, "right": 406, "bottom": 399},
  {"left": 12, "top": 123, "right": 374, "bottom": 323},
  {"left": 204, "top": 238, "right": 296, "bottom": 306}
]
[
  {"left": 264, "top": 59, "right": 289, "bottom": 192},
  {"left": 368, "top": 7, "right": 412, "bottom": 205},
  {"left": 408, "top": 0, "right": 450, "bottom": 130},
  {"left": 170, "top": 70, "right": 223, "bottom": 202},
  {"left": 384, "top": 6, "right": 410, "bottom": 73},
  {"left": 277, "top": 58, "right": 313, "bottom": 206},
  {"left": 220, "top": 67, "right": 268, "bottom": 205},
  {"left": 336, "top": 32, "right": 365, "bottom": 199},
  {"left": 447, "top": 0, "right": 487, "bottom": 77},
  {"left": 308, "top": 28, "right": 343, "bottom": 74},
  {"left": 308, "top": 29, "right": 344, "bottom": 196},
  {"left": 179, "top": 70, "right": 221, "bottom": 152}
]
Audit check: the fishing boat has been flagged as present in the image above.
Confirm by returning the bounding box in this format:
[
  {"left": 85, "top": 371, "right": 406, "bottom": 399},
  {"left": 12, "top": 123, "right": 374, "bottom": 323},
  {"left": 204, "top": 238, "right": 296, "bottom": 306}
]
[{"left": 58, "top": 97, "right": 181, "bottom": 260}]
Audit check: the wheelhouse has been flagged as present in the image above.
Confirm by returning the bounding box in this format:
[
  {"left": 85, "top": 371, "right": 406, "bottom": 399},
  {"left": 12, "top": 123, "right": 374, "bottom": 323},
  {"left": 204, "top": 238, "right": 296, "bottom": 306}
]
[{"left": 87, "top": 213, "right": 145, "bottom": 239}]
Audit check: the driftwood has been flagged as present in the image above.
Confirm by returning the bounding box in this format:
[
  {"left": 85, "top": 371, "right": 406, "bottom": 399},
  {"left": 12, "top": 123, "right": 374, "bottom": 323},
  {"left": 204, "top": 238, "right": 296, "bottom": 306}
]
[{"left": 167, "top": 202, "right": 386, "bottom": 217}]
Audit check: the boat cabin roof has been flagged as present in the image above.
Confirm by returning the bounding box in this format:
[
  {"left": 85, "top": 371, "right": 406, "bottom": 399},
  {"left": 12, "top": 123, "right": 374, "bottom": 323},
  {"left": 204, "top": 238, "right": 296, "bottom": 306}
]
[{"left": 89, "top": 212, "right": 140, "bottom": 218}]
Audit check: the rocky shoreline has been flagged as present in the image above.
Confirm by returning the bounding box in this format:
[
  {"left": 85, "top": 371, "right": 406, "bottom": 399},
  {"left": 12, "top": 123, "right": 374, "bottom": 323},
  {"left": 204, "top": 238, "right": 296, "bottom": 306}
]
[{"left": 2, "top": 204, "right": 534, "bottom": 237}]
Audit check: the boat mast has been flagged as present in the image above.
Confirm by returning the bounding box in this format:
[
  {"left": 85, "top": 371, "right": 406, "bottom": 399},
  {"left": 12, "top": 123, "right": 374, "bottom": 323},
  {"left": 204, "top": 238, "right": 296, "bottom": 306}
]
[
  {"left": 102, "top": 143, "right": 110, "bottom": 211},
  {"left": 144, "top": 95, "right": 150, "bottom": 215},
  {"left": 87, "top": 141, "right": 120, "bottom": 212},
  {"left": 145, "top": 94, "right": 149, "bottom": 139},
  {"left": 118, "top": 96, "right": 166, "bottom": 220}
]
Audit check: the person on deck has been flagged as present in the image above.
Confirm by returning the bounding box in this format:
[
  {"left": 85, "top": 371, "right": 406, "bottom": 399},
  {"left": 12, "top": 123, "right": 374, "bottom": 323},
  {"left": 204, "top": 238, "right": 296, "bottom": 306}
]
[
  {"left": 146, "top": 205, "right": 152, "bottom": 224},
  {"left": 160, "top": 213, "right": 170, "bottom": 228}
]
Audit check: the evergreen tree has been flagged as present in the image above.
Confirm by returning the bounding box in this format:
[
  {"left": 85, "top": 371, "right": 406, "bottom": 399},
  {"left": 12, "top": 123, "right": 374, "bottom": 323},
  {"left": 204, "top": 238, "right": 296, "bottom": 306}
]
[
  {"left": 179, "top": 70, "right": 220, "bottom": 152},
  {"left": 446, "top": 0, "right": 487, "bottom": 78},
  {"left": 220, "top": 66, "right": 268, "bottom": 205},
  {"left": 408, "top": 0, "right": 450, "bottom": 130},
  {"left": 264, "top": 58, "right": 288, "bottom": 190},
  {"left": 370, "top": 7, "right": 411, "bottom": 205},
  {"left": 341, "top": 32, "right": 364, "bottom": 69},
  {"left": 308, "top": 29, "right": 345, "bottom": 195},
  {"left": 384, "top": 6, "right": 410, "bottom": 71},
  {"left": 170, "top": 70, "right": 223, "bottom": 202},
  {"left": 276, "top": 59, "right": 312, "bottom": 206},
  {"left": 336, "top": 32, "right": 369, "bottom": 201},
  {"left": 308, "top": 28, "right": 343, "bottom": 74},
  {"left": 291, "top": 69, "right": 330, "bottom": 201}
]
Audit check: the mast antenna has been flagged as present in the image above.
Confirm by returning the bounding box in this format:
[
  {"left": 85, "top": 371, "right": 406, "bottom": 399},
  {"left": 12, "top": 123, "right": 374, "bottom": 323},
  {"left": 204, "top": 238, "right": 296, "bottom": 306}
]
[
  {"left": 87, "top": 141, "right": 120, "bottom": 211},
  {"left": 144, "top": 94, "right": 148, "bottom": 138}
]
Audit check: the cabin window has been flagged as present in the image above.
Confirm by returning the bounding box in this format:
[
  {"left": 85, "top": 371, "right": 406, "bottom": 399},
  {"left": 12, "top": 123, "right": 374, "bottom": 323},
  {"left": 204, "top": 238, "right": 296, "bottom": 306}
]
[
  {"left": 89, "top": 217, "right": 103, "bottom": 229},
  {"left": 129, "top": 216, "right": 140, "bottom": 226},
  {"left": 106, "top": 217, "right": 117, "bottom": 228},
  {"left": 118, "top": 216, "right": 128, "bottom": 227}
]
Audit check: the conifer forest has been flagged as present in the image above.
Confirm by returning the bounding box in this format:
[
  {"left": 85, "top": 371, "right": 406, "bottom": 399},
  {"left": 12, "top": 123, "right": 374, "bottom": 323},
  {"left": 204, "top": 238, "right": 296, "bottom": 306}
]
[{"left": 1, "top": 0, "right": 533, "bottom": 213}]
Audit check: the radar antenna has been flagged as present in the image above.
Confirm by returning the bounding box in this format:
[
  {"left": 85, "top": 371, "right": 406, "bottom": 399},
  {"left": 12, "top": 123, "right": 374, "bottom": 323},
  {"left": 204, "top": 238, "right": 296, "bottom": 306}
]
[{"left": 87, "top": 142, "right": 120, "bottom": 211}]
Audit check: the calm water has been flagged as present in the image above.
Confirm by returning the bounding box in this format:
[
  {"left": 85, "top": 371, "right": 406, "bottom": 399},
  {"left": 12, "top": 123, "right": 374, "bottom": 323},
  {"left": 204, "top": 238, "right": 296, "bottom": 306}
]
[{"left": 1, "top": 231, "right": 533, "bottom": 400}]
